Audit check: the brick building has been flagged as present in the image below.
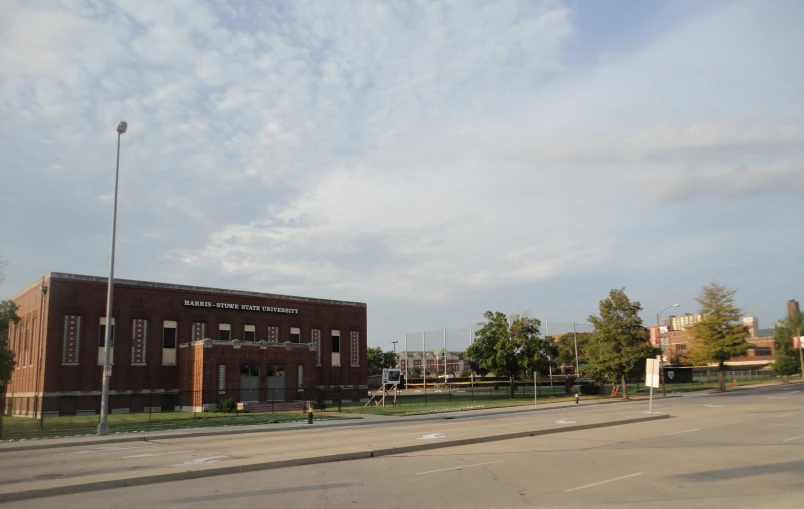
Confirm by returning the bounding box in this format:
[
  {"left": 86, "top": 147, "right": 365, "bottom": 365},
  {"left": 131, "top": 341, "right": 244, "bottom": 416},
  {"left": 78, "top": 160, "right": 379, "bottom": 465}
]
[{"left": 3, "top": 273, "right": 367, "bottom": 417}]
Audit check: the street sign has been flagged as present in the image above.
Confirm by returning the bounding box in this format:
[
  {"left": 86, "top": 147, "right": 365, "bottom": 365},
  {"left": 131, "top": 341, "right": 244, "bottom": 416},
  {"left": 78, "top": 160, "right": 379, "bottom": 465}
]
[
  {"left": 382, "top": 368, "right": 401, "bottom": 385},
  {"left": 645, "top": 358, "right": 660, "bottom": 389},
  {"left": 104, "top": 365, "right": 112, "bottom": 378},
  {"left": 793, "top": 336, "right": 802, "bottom": 349},
  {"left": 660, "top": 338, "right": 669, "bottom": 345}
]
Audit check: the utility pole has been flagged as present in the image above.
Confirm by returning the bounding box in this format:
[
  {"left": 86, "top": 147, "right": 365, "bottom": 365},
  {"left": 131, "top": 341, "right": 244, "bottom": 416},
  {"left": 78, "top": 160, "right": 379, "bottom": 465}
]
[{"left": 573, "top": 321, "right": 579, "bottom": 374}]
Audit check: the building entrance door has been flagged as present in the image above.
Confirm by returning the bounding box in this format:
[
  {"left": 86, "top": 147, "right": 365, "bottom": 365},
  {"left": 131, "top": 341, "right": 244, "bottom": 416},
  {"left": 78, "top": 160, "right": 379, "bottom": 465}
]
[
  {"left": 240, "top": 364, "right": 260, "bottom": 402},
  {"left": 266, "top": 365, "right": 285, "bottom": 401}
]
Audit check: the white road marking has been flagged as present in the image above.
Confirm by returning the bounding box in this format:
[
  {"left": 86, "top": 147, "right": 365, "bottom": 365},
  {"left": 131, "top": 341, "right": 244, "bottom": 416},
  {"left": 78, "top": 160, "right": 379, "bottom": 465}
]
[
  {"left": 170, "top": 455, "right": 228, "bottom": 466},
  {"left": 416, "top": 460, "right": 504, "bottom": 475},
  {"left": 564, "top": 472, "right": 643, "bottom": 492},
  {"left": 704, "top": 404, "right": 725, "bottom": 408},
  {"left": 51, "top": 446, "right": 157, "bottom": 456},
  {"left": 774, "top": 412, "right": 799, "bottom": 418},
  {"left": 663, "top": 428, "right": 701, "bottom": 436},
  {"left": 418, "top": 433, "right": 446, "bottom": 440},
  {"left": 767, "top": 396, "right": 789, "bottom": 399},
  {"left": 555, "top": 420, "right": 576, "bottom": 424},
  {"left": 782, "top": 435, "right": 804, "bottom": 442},
  {"left": 119, "top": 450, "right": 194, "bottom": 459}
]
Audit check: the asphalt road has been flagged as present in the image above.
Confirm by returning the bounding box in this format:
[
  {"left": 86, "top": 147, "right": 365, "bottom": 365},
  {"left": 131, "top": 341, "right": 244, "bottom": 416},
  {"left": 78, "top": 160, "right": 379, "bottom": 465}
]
[{"left": 3, "top": 383, "right": 803, "bottom": 508}]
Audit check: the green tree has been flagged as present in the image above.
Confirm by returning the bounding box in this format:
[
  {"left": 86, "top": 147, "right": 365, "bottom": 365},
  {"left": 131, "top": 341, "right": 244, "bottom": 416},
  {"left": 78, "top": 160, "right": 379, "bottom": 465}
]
[
  {"left": 0, "top": 300, "right": 20, "bottom": 385},
  {"left": 773, "top": 311, "right": 804, "bottom": 351},
  {"left": 382, "top": 350, "right": 398, "bottom": 369},
  {"left": 464, "top": 311, "right": 543, "bottom": 398},
  {"left": 554, "top": 332, "right": 593, "bottom": 371},
  {"left": 586, "top": 288, "right": 654, "bottom": 400},
  {"left": 686, "top": 282, "right": 751, "bottom": 391},
  {"left": 772, "top": 348, "right": 800, "bottom": 379},
  {"left": 366, "top": 346, "right": 384, "bottom": 376}
]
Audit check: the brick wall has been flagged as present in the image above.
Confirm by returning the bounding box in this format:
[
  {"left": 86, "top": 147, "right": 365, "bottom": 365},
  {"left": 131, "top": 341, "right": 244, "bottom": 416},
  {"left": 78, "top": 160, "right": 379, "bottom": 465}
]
[{"left": 10, "top": 273, "right": 367, "bottom": 404}]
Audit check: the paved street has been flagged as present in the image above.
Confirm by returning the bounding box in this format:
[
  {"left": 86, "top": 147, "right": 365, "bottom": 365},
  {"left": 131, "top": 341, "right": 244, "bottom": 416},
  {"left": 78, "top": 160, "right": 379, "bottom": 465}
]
[{"left": 2, "top": 383, "right": 803, "bottom": 508}]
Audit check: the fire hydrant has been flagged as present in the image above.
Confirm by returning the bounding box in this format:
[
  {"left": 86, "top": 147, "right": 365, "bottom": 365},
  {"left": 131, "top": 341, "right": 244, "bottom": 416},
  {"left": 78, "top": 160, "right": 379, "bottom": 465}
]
[{"left": 307, "top": 406, "right": 314, "bottom": 425}]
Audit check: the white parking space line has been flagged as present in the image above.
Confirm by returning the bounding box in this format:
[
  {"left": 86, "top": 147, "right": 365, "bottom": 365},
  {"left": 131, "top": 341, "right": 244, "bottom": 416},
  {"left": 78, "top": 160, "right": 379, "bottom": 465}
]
[
  {"left": 774, "top": 412, "right": 799, "bottom": 418},
  {"left": 119, "top": 450, "right": 194, "bottom": 459},
  {"left": 663, "top": 428, "right": 701, "bottom": 436},
  {"left": 169, "top": 455, "right": 228, "bottom": 466},
  {"left": 564, "top": 472, "right": 643, "bottom": 492},
  {"left": 782, "top": 435, "right": 804, "bottom": 442},
  {"left": 416, "top": 460, "right": 504, "bottom": 475},
  {"left": 50, "top": 445, "right": 157, "bottom": 456}
]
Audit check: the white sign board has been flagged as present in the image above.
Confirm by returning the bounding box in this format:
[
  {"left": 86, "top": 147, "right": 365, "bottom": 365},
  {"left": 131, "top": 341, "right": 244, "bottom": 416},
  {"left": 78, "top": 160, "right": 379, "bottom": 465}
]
[
  {"left": 645, "top": 358, "right": 660, "bottom": 389},
  {"left": 794, "top": 336, "right": 802, "bottom": 349},
  {"left": 103, "top": 365, "right": 112, "bottom": 378},
  {"left": 382, "top": 368, "right": 401, "bottom": 385}
]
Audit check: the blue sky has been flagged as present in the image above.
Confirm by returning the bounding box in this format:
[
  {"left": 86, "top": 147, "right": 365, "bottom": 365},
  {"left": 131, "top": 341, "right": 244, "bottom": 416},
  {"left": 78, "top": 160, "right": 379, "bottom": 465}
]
[{"left": 1, "top": 0, "right": 802, "bottom": 352}]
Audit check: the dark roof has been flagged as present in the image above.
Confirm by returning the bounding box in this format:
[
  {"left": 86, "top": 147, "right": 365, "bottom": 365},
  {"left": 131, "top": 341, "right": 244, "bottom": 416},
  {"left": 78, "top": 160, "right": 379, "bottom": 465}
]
[{"left": 47, "top": 272, "right": 367, "bottom": 308}]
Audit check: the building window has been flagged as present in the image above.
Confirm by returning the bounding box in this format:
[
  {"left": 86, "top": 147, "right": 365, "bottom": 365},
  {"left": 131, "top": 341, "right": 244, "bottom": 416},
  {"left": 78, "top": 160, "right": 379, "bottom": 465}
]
[
  {"left": 62, "top": 315, "right": 81, "bottom": 365},
  {"left": 244, "top": 325, "right": 256, "bottom": 342},
  {"left": 218, "top": 364, "right": 226, "bottom": 394},
  {"left": 191, "top": 321, "right": 206, "bottom": 342},
  {"left": 163, "top": 320, "right": 177, "bottom": 365},
  {"left": 312, "top": 329, "right": 322, "bottom": 366},
  {"left": 131, "top": 318, "right": 148, "bottom": 365},
  {"left": 290, "top": 327, "right": 301, "bottom": 344},
  {"left": 676, "top": 343, "right": 687, "bottom": 351},
  {"left": 219, "top": 323, "right": 231, "bottom": 342},
  {"left": 267, "top": 326, "right": 279, "bottom": 343},
  {"left": 298, "top": 364, "right": 304, "bottom": 389},
  {"left": 97, "top": 317, "right": 115, "bottom": 366},
  {"left": 754, "top": 347, "right": 772, "bottom": 356},
  {"left": 331, "top": 330, "right": 341, "bottom": 366},
  {"left": 350, "top": 331, "right": 360, "bottom": 366}
]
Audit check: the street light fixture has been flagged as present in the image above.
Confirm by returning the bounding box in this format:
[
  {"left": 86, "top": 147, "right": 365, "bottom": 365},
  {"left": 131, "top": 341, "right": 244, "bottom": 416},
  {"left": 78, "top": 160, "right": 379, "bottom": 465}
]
[
  {"left": 98, "top": 121, "right": 127, "bottom": 436},
  {"left": 657, "top": 303, "right": 680, "bottom": 397}
]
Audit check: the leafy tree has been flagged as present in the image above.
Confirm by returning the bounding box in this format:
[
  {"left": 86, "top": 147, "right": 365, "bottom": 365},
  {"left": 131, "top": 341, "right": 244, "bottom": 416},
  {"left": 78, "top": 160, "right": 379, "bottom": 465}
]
[
  {"left": 586, "top": 288, "right": 654, "bottom": 399},
  {"left": 382, "top": 350, "right": 398, "bottom": 369},
  {"left": 366, "top": 346, "right": 384, "bottom": 376},
  {"left": 686, "top": 282, "right": 751, "bottom": 391},
  {"left": 0, "top": 347, "right": 15, "bottom": 385},
  {"left": 774, "top": 311, "right": 804, "bottom": 351},
  {"left": 0, "top": 300, "right": 21, "bottom": 347},
  {"left": 0, "top": 300, "right": 20, "bottom": 385},
  {"left": 554, "top": 332, "right": 593, "bottom": 371},
  {"left": 773, "top": 348, "right": 800, "bottom": 379},
  {"left": 464, "top": 311, "right": 543, "bottom": 397}
]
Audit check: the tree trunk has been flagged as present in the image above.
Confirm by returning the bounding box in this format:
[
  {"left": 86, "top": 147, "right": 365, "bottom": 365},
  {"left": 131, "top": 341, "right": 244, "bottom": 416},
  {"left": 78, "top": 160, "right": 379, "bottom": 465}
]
[
  {"left": 509, "top": 375, "right": 515, "bottom": 398},
  {"left": 621, "top": 375, "right": 628, "bottom": 400},
  {"left": 718, "top": 366, "right": 726, "bottom": 392}
]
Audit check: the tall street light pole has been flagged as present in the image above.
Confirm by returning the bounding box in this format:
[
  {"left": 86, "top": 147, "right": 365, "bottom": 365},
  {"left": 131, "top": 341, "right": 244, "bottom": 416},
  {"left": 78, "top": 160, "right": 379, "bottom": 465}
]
[
  {"left": 657, "top": 303, "right": 680, "bottom": 397},
  {"left": 98, "top": 121, "right": 127, "bottom": 436}
]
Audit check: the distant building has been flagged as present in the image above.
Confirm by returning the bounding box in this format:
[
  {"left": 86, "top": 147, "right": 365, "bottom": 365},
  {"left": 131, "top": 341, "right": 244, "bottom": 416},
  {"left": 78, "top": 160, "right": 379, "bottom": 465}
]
[
  {"left": 742, "top": 317, "right": 759, "bottom": 338},
  {"left": 664, "top": 313, "right": 703, "bottom": 331},
  {"left": 789, "top": 299, "right": 800, "bottom": 318},
  {"left": 398, "top": 349, "right": 467, "bottom": 375}
]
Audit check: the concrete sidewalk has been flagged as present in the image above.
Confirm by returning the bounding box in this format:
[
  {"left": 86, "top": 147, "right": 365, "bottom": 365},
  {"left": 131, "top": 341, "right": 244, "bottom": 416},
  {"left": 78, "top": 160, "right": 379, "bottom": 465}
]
[{"left": 0, "top": 394, "right": 666, "bottom": 453}]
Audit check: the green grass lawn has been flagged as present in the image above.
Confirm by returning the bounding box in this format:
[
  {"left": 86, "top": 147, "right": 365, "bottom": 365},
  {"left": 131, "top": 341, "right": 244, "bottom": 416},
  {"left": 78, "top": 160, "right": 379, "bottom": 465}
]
[{"left": 0, "top": 411, "right": 346, "bottom": 441}]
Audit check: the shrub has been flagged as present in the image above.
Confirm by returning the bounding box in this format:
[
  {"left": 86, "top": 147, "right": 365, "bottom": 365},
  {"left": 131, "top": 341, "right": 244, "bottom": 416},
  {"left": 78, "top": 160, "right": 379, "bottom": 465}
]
[
  {"left": 579, "top": 382, "right": 601, "bottom": 396},
  {"left": 217, "top": 397, "right": 237, "bottom": 413}
]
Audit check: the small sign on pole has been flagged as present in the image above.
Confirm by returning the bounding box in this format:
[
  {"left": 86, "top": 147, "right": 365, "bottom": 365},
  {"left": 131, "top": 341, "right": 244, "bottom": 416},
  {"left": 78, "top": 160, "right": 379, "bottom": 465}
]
[
  {"left": 103, "top": 365, "right": 112, "bottom": 378},
  {"left": 645, "top": 358, "right": 661, "bottom": 415}
]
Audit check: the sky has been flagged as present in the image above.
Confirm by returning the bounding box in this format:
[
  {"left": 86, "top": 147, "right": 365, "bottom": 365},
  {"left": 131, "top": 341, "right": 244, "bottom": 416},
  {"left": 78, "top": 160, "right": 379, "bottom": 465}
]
[{"left": 1, "top": 0, "right": 803, "bottom": 352}]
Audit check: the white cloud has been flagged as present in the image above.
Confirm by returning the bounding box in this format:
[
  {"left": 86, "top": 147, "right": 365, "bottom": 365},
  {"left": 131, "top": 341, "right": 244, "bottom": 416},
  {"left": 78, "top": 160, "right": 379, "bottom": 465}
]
[{"left": 2, "top": 0, "right": 803, "bottom": 341}]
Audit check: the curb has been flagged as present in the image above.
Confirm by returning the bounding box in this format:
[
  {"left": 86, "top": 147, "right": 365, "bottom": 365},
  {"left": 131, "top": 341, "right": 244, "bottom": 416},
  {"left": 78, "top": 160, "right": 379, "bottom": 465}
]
[
  {"left": 0, "top": 413, "right": 670, "bottom": 503},
  {"left": 0, "top": 396, "right": 678, "bottom": 453}
]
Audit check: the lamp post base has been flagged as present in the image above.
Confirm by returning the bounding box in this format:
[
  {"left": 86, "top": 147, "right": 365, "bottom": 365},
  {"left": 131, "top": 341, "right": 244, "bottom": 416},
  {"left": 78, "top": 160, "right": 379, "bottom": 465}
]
[{"left": 97, "top": 422, "right": 110, "bottom": 436}]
